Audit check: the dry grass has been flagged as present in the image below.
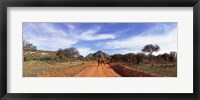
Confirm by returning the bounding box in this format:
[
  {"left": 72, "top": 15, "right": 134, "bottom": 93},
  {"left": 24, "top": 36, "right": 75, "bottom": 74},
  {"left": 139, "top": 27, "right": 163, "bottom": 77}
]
[
  {"left": 23, "top": 61, "right": 86, "bottom": 77},
  {"left": 119, "top": 62, "right": 177, "bottom": 77}
]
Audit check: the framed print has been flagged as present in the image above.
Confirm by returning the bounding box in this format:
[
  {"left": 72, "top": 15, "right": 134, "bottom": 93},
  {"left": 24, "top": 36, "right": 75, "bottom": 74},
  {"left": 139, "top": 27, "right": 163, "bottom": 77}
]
[{"left": 0, "top": 0, "right": 199, "bottom": 100}]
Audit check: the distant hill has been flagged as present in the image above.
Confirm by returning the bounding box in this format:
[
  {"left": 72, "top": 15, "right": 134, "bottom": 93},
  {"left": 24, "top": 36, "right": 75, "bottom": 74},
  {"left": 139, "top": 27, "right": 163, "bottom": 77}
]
[
  {"left": 85, "top": 50, "right": 110, "bottom": 59},
  {"left": 24, "top": 49, "right": 110, "bottom": 60}
]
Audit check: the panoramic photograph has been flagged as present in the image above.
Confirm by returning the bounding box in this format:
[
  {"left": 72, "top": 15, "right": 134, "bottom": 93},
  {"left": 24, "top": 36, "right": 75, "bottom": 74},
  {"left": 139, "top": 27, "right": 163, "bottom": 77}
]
[{"left": 23, "top": 22, "right": 177, "bottom": 77}]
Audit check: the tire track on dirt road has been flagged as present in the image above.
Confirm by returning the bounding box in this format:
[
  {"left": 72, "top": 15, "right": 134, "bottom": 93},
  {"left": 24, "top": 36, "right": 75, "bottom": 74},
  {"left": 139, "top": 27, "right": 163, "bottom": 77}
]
[{"left": 75, "top": 62, "right": 120, "bottom": 77}]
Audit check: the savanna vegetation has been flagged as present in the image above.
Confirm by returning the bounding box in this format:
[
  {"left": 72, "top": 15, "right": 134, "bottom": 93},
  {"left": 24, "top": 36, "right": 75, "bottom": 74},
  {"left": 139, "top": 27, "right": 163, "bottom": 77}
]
[
  {"left": 23, "top": 41, "right": 87, "bottom": 77},
  {"left": 23, "top": 41, "right": 177, "bottom": 77},
  {"left": 110, "top": 44, "right": 177, "bottom": 76}
]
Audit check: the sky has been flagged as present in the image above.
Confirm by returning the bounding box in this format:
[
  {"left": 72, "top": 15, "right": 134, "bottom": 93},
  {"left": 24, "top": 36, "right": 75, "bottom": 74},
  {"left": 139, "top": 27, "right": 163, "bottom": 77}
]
[{"left": 23, "top": 22, "right": 177, "bottom": 57}]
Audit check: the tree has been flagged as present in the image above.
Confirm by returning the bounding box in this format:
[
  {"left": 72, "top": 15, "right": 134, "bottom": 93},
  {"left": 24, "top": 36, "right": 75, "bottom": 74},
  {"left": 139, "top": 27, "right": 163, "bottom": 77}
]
[
  {"left": 156, "top": 54, "right": 165, "bottom": 62},
  {"left": 161, "top": 53, "right": 170, "bottom": 61},
  {"left": 123, "top": 53, "right": 136, "bottom": 62},
  {"left": 23, "top": 40, "right": 37, "bottom": 51},
  {"left": 111, "top": 54, "right": 123, "bottom": 62},
  {"left": 135, "top": 53, "right": 145, "bottom": 65},
  {"left": 142, "top": 44, "right": 160, "bottom": 55},
  {"left": 56, "top": 49, "right": 65, "bottom": 59},
  {"left": 63, "top": 47, "right": 80, "bottom": 58},
  {"left": 56, "top": 47, "right": 80, "bottom": 60},
  {"left": 169, "top": 51, "right": 177, "bottom": 62}
]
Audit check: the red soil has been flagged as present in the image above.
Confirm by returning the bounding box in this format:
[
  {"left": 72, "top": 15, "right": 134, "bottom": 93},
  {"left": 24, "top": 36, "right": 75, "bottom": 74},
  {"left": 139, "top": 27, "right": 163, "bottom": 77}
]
[
  {"left": 109, "top": 63, "right": 160, "bottom": 77},
  {"left": 38, "top": 65, "right": 86, "bottom": 77},
  {"left": 75, "top": 61, "right": 120, "bottom": 77},
  {"left": 38, "top": 61, "right": 159, "bottom": 77}
]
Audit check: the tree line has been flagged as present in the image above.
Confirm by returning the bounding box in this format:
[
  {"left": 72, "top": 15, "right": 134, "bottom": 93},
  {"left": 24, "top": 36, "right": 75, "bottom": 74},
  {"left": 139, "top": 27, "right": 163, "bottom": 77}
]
[
  {"left": 110, "top": 51, "right": 177, "bottom": 65},
  {"left": 23, "top": 41, "right": 177, "bottom": 63},
  {"left": 111, "top": 44, "right": 176, "bottom": 64}
]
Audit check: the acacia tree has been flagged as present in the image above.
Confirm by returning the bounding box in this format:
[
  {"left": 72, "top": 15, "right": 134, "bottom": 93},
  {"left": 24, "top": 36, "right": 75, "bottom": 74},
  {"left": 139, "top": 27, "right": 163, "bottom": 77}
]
[
  {"left": 142, "top": 44, "right": 160, "bottom": 55},
  {"left": 23, "top": 40, "right": 37, "bottom": 51}
]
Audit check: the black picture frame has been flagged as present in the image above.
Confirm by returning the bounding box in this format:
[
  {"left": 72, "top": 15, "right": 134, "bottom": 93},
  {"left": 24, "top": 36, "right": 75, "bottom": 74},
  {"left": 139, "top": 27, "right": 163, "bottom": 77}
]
[{"left": 0, "top": 0, "right": 199, "bottom": 100}]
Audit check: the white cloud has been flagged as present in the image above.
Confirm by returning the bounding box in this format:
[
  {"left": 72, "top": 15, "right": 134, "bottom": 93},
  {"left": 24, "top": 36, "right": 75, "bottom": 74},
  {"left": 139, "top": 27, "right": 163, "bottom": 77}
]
[
  {"left": 63, "top": 24, "right": 116, "bottom": 41},
  {"left": 79, "top": 29, "right": 115, "bottom": 41},
  {"left": 100, "top": 25, "right": 177, "bottom": 55},
  {"left": 23, "top": 23, "right": 117, "bottom": 51},
  {"left": 78, "top": 26, "right": 116, "bottom": 41},
  {"left": 77, "top": 47, "right": 96, "bottom": 57},
  {"left": 65, "top": 24, "right": 76, "bottom": 30},
  {"left": 28, "top": 37, "right": 77, "bottom": 51},
  {"left": 23, "top": 23, "right": 77, "bottom": 51},
  {"left": 140, "top": 23, "right": 176, "bottom": 36},
  {"left": 23, "top": 23, "right": 177, "bottom": 55}
]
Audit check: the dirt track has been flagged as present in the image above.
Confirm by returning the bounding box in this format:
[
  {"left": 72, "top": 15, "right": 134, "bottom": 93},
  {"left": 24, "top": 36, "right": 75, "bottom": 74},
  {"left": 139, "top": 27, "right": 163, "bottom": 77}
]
[{"left": 75, "top": 62, "right": 120, "bottom": 77}]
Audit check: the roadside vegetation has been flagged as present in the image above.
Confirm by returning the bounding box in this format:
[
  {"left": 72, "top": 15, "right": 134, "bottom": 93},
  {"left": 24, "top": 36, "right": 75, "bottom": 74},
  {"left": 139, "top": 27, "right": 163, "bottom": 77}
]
[{"left": 23, "top": 40, "right": 177, "bottom": 77}]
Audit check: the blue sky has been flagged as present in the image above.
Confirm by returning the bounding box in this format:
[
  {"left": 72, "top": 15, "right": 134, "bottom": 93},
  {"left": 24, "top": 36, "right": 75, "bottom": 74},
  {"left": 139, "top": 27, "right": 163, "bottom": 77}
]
[{"left": 23, "top": 22, "right": 177, "bottom": 56}]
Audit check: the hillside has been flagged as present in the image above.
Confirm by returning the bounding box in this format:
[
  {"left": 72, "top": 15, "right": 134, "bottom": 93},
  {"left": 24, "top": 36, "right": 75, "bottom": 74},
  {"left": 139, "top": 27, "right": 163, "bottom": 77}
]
[
  {"left": 24, "top": 50, "right": 57, "bottom": 57},
  {"left": 85, "top": 50, "right": 110, "bottom": 59}
]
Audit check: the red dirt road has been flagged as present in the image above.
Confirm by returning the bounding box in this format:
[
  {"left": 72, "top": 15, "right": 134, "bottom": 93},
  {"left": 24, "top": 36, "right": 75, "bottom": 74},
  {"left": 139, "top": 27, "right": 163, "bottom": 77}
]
[{"left": 75, "top": 62, "right": 120, "bottom": 77}]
